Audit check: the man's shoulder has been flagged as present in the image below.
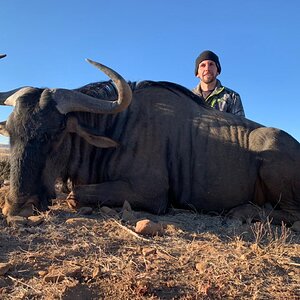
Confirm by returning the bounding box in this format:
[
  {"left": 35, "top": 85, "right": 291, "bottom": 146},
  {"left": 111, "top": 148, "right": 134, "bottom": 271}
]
[
  {"left": 219, "top": 83, "right": 241, "bottom": 98},
  {"left": 192, "top": 84, "right": 201, "bottom": 96}
]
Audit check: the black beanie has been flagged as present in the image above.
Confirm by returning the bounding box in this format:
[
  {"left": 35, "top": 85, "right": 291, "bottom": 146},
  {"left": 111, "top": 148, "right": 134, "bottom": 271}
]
[{"left": 195, "top": 50, "right": 221, "bottom": 76}]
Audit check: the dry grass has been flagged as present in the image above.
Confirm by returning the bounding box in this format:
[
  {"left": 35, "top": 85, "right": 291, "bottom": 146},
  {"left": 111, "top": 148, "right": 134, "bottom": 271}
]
[
  {"left": 0, "top": 199, "right": 299, "bottom": 300},
  {"left": 0, "top": 145, "right": 10, "bottom": 186},
  {"left": 0, "top": 159, "right": 10, "bottom": 185},
  {"left": 0, "top": 146, "right": 10, "bottom": 160}
]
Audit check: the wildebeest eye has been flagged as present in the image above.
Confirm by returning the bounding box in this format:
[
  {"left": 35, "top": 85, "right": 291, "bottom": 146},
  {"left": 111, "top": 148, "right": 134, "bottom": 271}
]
[
  {"left": 60, "top": 119, "right": 67, "bottom": 131},
  {"left": 39, "top": 133, "right": 51, "bottom": 143}
]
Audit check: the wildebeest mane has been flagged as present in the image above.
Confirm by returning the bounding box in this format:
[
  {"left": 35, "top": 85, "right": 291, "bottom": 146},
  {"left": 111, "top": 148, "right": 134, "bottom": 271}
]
[{"left": 76, "top": 80, "right": 208, "bottom": 108}]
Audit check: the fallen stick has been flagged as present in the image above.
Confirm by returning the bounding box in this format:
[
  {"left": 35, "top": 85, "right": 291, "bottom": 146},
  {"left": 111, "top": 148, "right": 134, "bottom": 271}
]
[
  {"left": 112, "top": 219, "right": 151, "bottom": 242},
  {"left": 8, "top": 275, "right": 42, "bottom": 294}
]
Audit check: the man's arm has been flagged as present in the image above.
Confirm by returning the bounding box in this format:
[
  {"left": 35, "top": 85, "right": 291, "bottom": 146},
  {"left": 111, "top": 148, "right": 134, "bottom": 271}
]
[{"left": 230, "top": 93, "right": 245, "bottom": 117}]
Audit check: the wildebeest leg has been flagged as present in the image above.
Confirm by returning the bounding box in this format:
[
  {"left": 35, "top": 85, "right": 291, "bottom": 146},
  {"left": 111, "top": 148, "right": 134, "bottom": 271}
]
[
  {"left": 66, "top": 180, "right": 169, "bottom": 214},
  {"left": 257, "top": 153, "right": 300, "bottom": 225},
  {"left": 57, "top": 177, "right": 71, "bottom": 194},
  {"left": 250, "top": 128, "right": 300, "bottom": 225}
]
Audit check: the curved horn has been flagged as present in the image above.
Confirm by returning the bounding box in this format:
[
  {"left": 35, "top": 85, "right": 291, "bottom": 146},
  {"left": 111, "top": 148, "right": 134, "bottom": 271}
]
[
  {"left": 0, "top": 87, "right": 29, "bottom": 106},
  {"left": 0, "top": 54, "right": 6, "bottom": 59},
  {"left": 51, "top": 59, "right": 132, "bottom": 114}
]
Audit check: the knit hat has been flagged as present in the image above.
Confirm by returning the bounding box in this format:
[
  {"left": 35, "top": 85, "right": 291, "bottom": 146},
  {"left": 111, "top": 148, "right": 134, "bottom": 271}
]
[
  {"left": 0, "top": 54, "right": 6, "bottom": 59},
  {"left": 195, "top": 50, "right": 221, "bottom": 76}
]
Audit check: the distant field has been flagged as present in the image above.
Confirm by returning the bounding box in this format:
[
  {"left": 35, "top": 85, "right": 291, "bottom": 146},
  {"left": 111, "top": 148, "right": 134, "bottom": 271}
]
[{"left": 0, "top": 144, "right": 10, "bottom": 158}]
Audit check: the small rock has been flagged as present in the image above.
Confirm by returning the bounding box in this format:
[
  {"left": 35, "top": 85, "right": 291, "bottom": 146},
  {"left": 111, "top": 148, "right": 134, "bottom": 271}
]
[
  {"left": 163, "top": 223, "right": 178, "bottom": 234},
  {"left": 65, "top": 217, "right": 95, "bottom": 226},
  {"left": 64, "top": 266, "right": 82, "bottom": 279},
  {"left": 291, "top": 221, "right": 300, "bottom": 232},
  {"left": 195, "top": 262, "right": 207, "bottom": 274},
  {"left": 121, "top": 210, "right": 137, "bottom": 223},
  {"left": 78, "top": 206, "right": 93, "bottom": 215},
  {"left": 43, "top": 272, "right": 65, "bottom": 283},
  {"left": 100, "top": 206, "right": 118, "bottom": 217},
  {"left": 92, "top": 266, "right": 101, "bottom": 278},
  {"left": 3, "top": 180, "right": 10, "bottom": 186},
  {"left": 43, "top": 266, "right": 81, "bottom": 282},
  {"left": 24, "top": 227, "right": 40, "bottom": 234},
  {"left": 6, "top": 215, "right": 27, "bottom": 227},
  {"left": 0, "top": 263, "right": 11, "bottom": 276},
  {"left": 288, "top": 271, "right": 295, "bottom": 276},
  {"left": 38, "top": 270, "right": 48, "bottom": 277},
  {"left": 27, "top": 215, "right": 44, "bottom": 226},
  {"left": 135, "top": 219, "right": 164, "bottom": 236}
]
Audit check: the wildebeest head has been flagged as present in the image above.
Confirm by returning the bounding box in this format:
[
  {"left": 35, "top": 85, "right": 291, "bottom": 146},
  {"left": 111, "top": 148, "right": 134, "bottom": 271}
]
[{"left": 0, "top": 60, "right": 132, "bottom": 216}]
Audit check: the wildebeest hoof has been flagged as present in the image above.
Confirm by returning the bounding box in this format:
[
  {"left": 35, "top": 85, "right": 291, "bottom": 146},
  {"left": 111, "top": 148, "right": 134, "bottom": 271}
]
[
  {"left": 66, "top": 191, "right": 80, "bottom": 209},
  {"left": 227, "top": 204, "right": 261, "bottom": 223},
  {"left": 291, "top": 221, "right": 300, "bottom": 232},
  {"left": 6, "top": 215, "right": 28, "bottom": 227},
  {"left": 2, "top": 203, "right": 34, "bottom": 218}
]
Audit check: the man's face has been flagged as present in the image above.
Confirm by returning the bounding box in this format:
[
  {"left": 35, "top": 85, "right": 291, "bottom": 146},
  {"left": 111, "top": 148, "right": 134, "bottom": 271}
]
[{"left": 196, "top": 60, "right": 219, "bottom": 84}]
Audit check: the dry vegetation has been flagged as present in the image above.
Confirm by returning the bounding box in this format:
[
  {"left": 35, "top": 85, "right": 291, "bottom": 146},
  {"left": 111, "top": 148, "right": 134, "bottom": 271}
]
[
  {"left": 0, "top": 155, "right": 299, "bottom": 299},
  {"left": 0, "top": 145, "right": 10, "bottom": 187},
  {"left": 0, "top": 146, "right": 9, "bottom": 159}
]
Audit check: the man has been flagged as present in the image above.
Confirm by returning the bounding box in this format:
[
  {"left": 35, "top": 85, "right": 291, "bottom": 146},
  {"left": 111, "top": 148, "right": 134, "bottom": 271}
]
[{"left": 193, "top": 50, "right": 245, "bottom": 117}]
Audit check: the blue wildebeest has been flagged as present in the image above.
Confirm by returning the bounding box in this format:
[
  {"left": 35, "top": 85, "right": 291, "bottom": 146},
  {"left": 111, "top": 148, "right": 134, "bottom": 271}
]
[{"left": 0, "top": 59, "right": 300, "bottom": 226}]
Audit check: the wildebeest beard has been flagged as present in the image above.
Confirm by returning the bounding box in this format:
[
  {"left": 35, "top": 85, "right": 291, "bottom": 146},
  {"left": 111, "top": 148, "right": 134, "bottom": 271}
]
[{"left": 5, "top": 88, "right": 67, "bottom": 214}]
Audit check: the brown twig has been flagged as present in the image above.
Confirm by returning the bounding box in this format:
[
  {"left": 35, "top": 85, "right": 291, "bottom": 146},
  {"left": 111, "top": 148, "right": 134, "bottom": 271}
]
[
  {"left": 7, "top": 275, "right": 42, "bottom": 294},
  {"left": 111, "top": 219, "right": 151, "bottom": 242}
]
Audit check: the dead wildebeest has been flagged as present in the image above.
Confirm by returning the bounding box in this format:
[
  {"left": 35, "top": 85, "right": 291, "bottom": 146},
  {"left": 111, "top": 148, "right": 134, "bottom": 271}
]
[{"left": 0, "top": 59, "right": 300, "bottom": 227}]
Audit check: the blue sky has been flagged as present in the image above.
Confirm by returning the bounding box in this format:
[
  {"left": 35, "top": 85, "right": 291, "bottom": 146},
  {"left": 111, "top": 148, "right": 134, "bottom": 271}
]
[{"left": 1, "top": 0, "right": 300, "bottom": 144}]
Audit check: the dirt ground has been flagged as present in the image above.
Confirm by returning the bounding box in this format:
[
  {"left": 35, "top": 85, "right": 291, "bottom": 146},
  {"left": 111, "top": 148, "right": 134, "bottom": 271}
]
[{"left": 0, "top": 193, "right": 299, "bottom": 300}]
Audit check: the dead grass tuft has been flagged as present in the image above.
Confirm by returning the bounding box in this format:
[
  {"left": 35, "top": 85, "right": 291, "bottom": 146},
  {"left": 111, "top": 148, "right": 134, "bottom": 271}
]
[{"left": 250, "top": 219, "right": 293, "bottom": 254}]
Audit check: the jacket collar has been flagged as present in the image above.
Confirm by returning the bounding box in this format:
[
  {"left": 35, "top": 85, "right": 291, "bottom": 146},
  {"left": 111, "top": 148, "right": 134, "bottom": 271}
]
[{"left": 194, "top": 79, "right": 224, "bottom": 97}]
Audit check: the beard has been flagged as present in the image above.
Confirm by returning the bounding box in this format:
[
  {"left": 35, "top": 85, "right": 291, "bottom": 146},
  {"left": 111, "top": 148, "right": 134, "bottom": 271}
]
[{"left": 202, "top": 73, "right": 216, "bottom": 84}]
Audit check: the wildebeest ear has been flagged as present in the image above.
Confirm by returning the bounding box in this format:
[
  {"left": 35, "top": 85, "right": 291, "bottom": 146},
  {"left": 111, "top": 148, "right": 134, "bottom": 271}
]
[
  {"left": 66, "top": 116, "right": 118, "bottom": 148},
  {"left": 80, "top": 134, "right": 119, "bottom": 148},
  {"left": 0, "top": 121, "right": 9, "bottom": 137}
]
